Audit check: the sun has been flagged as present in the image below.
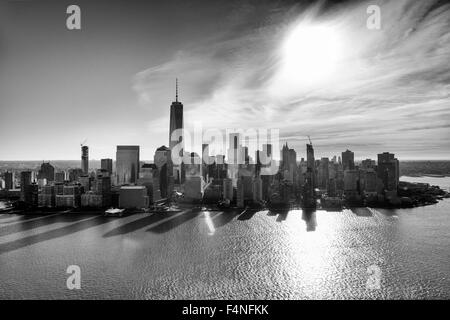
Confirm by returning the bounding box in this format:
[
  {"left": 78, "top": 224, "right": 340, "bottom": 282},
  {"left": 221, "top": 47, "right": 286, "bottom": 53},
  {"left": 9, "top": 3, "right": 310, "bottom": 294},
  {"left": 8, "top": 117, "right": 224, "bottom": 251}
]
[{"left": 274, "top": 24, "right": 343, "bottom": 92}]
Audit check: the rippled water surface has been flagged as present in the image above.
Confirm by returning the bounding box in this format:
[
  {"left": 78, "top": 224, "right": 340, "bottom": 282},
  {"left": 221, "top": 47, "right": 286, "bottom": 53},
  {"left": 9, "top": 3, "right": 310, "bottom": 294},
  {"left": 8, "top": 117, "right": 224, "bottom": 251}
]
[{"left": 0, "top": 176, "right": 449, "bottom": 299}]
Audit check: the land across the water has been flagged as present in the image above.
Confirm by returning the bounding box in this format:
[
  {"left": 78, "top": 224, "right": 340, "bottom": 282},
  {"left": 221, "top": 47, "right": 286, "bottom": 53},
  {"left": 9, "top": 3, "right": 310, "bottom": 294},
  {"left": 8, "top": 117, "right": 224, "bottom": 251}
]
[{"left": 1, "top": 179, "right": 448, "bottom": 215}]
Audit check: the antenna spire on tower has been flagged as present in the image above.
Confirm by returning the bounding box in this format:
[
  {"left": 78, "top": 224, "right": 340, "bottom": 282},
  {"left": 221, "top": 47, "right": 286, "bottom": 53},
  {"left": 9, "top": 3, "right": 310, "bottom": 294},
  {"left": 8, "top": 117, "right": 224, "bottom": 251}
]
[{"left": 176, "top": 78, "right": 178, "bottom": 102}]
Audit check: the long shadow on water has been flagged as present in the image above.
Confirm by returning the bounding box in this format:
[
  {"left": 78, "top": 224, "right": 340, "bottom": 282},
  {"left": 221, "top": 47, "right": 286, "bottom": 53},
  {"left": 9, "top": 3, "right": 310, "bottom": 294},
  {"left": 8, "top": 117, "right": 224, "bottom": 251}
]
[
  {"left": 0, "top": 214, "right": 43, "bottom": 221},
  {"left": 0, "top": 214, "right": 16, "bottom": 220},
  {"left": 0, "top": 215, "right": 122, "bottom": 255},
  {"left": 103, "top": 212, "right": 182, "bottom": 237},
  {"left": 237, "top": 208, "right": 258, "bottom": 221},
  {"left": 350, "top": 207, "right": 373, "bottom": 217},
  {"left": 276, "top": 209, "right": 289, "bottom": 222},
  {"left": 146, "top": 209, "right": 203, "bottom": 233},
  {"left": 0, "top": 213, "right": 88, "bottom": 237},
  {"left": 213, "top": 210, "right": 242, "bottom": 227}
]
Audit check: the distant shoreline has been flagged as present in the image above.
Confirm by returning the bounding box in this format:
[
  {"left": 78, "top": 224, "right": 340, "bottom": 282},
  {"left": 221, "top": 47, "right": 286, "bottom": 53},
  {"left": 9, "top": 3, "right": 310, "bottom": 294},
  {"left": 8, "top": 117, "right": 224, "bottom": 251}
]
[{"left": 401, "top": 174, "right": 450, "bottom": 178}]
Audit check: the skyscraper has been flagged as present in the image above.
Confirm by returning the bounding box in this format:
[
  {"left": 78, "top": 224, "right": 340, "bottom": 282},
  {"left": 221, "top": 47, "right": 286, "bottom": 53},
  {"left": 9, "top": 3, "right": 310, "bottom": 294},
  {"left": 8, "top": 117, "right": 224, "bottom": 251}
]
[
  {"left": 377, "top": 152, "right": 399, "bottom": 192},
  {"left": 154, "top": 145, "right": 173, "bottom": 199},
  {"left": 4, "top": 171, "right": 13, "bottom": 190},
  {"left": 306, "top": 143, "right": 315, "bottom": 170},
  {"left": 201, "top": 143, "right": 209, "bottom": 182},
  {"left": 227, "top": 132, "right": 241, "bottom": 164},
  {"left": 342, "top": 149, "right": 355, "bottom": 171},
  {"left": 116, "top": 145, "right": 140, "bottom": 185},
  {"left": 262, "top": 143, "right": 272, "bottom": 158},
  {"left": 55, "top": 171, "right": 65, "bottom": 183},
  {"left": 169, "top": 79, "right": 184, "bottom": 183},
  {"left": 223, "top": 178, "right": 233, "bottom": 202},
  {"left": 253, "top": 176, "right": 263, "bottom": 203},
  {"left": 318, "top": 157, "right": 330, "bottom": 190},
  {"left": 38, "top": 162, "right": 55, "bottom": 182},
  {"left": 20, "top": 171, "right": 33, "bottom": 203},
  {"left": 81, "top": 145, "right": 89, "bottom": 175},
  {"left": 303, "top": 143, "right": 316, "bottom": 208},
  {"left": 101, "top": 158, "right": 113, "bottom": 175},
  {"left": 281, "top": 143, "right": 290, "bottom": 171},
  {"left": 226, "top": 132, "right": 242, "bottom": 186},
  {"left": 281, "top": 142, "right": 297, "bottom": 182}
]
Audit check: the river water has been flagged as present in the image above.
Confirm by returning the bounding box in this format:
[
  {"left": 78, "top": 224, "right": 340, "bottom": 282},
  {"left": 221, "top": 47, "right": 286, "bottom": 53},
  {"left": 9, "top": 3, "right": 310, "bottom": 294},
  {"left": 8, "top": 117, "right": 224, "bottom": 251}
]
[{"left": 0, "top": 176, "right": 449, "bottom": 299}]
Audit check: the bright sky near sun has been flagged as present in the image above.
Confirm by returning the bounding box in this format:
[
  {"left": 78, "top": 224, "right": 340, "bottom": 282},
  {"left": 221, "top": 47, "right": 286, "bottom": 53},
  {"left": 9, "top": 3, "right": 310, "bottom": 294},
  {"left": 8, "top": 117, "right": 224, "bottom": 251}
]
[{"left": 0, "top": 0, "right": 449, "bottom": 160}]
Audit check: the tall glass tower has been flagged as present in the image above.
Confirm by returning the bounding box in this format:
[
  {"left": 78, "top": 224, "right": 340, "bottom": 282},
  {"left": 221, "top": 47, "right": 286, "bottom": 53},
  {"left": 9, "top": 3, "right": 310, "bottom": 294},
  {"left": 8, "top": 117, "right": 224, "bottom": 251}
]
[
  {"left": 169, "top": 79, "right": 184, "bottom": 183},
  {"left": 169, "top": 79, "right": 183, "bottom": 154},
  {"left": 116, "top": 145, "right": 140, "bottom": 185},
  {"left": 81, "top": 145, "right": 89, "bottom": 175}
]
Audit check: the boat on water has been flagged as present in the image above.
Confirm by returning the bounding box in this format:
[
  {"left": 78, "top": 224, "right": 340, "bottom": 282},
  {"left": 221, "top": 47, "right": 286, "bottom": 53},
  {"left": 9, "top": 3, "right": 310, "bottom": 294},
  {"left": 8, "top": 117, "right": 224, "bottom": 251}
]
[
  {"left": 0, "top": 201, "right": 14, "bottom": 213},
  {"left": 104, "top": 208, "right": 125, "bottom": 217},
  {"left": 0, "top": 206, "right": 13, "bottom": 213}
]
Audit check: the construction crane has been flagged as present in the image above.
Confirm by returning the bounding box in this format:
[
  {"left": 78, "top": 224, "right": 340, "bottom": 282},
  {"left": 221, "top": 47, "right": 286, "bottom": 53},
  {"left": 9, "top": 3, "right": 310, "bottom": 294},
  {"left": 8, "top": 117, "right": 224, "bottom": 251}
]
[
  {"left": 307, "top": 135, "right": 312, "bottom": 145},
  {"left": 80, "top": 138, "right": 88, "bottom": 147}
]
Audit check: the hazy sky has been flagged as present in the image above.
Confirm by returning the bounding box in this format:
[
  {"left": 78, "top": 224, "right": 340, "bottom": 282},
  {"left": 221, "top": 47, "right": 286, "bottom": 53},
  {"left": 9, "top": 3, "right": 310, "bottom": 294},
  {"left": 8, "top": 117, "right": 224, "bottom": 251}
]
[{"left": 0, "top": 0, "right": 449, "bottom": 161}]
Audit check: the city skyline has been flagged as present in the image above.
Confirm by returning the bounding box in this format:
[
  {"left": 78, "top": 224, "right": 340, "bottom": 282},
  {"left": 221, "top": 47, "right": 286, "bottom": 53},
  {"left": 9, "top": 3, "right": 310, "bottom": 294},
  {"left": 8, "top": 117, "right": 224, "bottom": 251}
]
[{"left": 0, "top": 0, "right": 449, "bottom": 161}]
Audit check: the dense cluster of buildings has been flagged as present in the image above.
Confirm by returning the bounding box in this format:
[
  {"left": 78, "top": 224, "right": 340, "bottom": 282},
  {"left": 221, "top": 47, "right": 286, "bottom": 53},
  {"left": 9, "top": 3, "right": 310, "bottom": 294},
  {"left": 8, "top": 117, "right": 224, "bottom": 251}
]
[{"left": 0, "top": 81, "right": 402, "bottom": 211}]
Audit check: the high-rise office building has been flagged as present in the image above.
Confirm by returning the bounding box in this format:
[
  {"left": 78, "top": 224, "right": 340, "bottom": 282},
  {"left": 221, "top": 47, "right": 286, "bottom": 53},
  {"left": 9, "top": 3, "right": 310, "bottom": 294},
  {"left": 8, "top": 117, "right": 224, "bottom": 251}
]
[
  {"left": 137, "top": 163, "right": 158, "bottom": 202},
  {"left": 236, "top": 176, "right": 245, "bottom": 208},
  {"left": 79, "top": 175, "right": 92, "bottom": 192},
  {"left": 38, "top": 185, "right": 55, "bottom": 208},
  {"left": 81, "top": 145, "right": 89, "bottom": 175},
  {"left": 20, "top": 171, "right": 32, "bottom": 202},
  {"left": 262, "top": 143, "right": 272, "bottom": 158},
  {"left": 223, "top": 178, "right": 233, "bottom": 202},
  {"left": 119, "top": 186, "right": 149, "bottom": 209},
  {"left": 253, "top": 176, "right": 263, "bottom": 202},
  {"left": 281, "top": 143, "right": 290, "bottom": 171},
  {"left": 215, "top": 155, "right": 227, "bottom": 180},
  {"left": 55, "top": 171, "right": 65, "bottom": 183},
  {"left": 318, "top": 157, "right": 330, "bottom": 190},
  {"left": 361, "top": 159, "right": 376, "bottom": 170},
  {"left": 68, "top": 168, "right": 83, "bottom": 182},
  {"left": 306, "top": 143, "right": 315, "bottom": 170},
  {"left": 185, "top": 152, "right": 201, "bottom": 177},
  {"left": 342, "top": 149, "right": 355, "bottom": 171},
  {"left": 56, "top": 185, "right": 81, "bottom": 208},
  {"left": 154, "top": 145, "right": 173, "bottom": 199},
  {"left": 93, "top": 173, "right": 112, "bottom": 207},
  {"left": 306, "top": 143, "right": 316, "bottom": 187},
  {"left": 227, "top": 132, "right": 242, "bottom": 186},
  {"left": 184, "top": 176, "right": 203, "bottom": 202},
  {"left": 227, "top": 132, "right": 241, "bottom": 164},
  {"left": 377, "top": 152, "right": 399, "bottom": 192},
  {"left": 363, "top": 169, "right": 378, "bottom": 194},
  {"left": 38, "top": 162, "right": 55, "bottom": 182},
  {"left": 101, "top": 158, "right": 113, "bottom": 175},
  {"left": 242, "top": 146, "right": 249, "bottom": 164},
  {"left": 4, "top": 171, "right": 13, "bottom": 190},
  {"left": 281, "top": 143, "right": 297, "bottom": 182},
  {"left": 169, "top": 79, "right": 184, "bottom": 183},
  {"left": 23, "top": 184, "right": 38, "bottom": 206},
  {"left": 201, "top": 143, "right": 209, "bottom": 182},
  {"left": 303, "top": 144, "right": 316, "bottom": 208},
  {"left": 116, "top": 145, "right": 140, "bottom": 185}
]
